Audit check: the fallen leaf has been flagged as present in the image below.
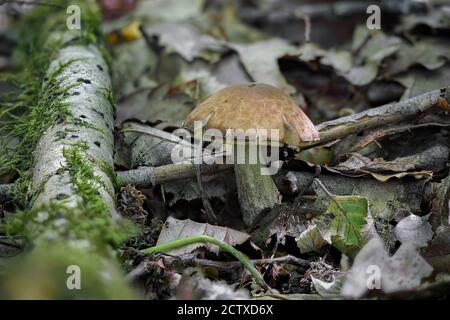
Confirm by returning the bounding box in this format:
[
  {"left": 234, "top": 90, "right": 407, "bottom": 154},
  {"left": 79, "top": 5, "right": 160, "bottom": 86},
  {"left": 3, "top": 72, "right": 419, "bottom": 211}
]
[
  {"left": 136, "top": 0, "right": 205, "bottom": 23},
  {"left": 144, "top": 22, "right": 225, "bottom": 62},
  {"left": 296, "top": 225, "right": 327, "bottom": 254},
  {"left": 311, "top": 275, "right": 345, "bottom": 299},
  {"left": 323, "top": 196, "right": 373, "bottom": 258},
  {"left": 156, "top": 216, "right": 251, "bottom": 255},
  {"left": 229, "top": 38, "right": 300, "bottom": 93},
  {"left": 341, "top": 238, "right": 433, "bottom": 298},
  {"left": 121, "top": 21, "right": 141, "bottom": 41}
]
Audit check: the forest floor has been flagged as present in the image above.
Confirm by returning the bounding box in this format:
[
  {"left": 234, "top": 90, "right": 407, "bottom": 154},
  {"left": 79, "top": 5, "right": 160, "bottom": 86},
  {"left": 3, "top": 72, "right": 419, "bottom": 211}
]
[{"left": 0, "top": 0, "right": 449, "bottom": 300}]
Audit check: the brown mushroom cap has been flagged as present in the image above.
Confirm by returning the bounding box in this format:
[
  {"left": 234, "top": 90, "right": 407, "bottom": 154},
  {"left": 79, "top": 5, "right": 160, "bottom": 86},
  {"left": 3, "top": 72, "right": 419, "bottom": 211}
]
[{"left": 183, "top": 83, "right": 320, "bottom": 146}]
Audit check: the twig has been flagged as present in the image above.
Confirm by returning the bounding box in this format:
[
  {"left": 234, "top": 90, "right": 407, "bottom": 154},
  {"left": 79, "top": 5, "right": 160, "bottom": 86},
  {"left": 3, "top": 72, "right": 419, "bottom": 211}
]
[
  {"left": 127, "top": 254, "right": 310, "bottom": 281},
  {"left": 116, "top": 162, "right": 231, "bottom": 187},
  {"left": 195, "top": 164, "right": 218, "bottom": 225},
  {"left": 293, "top": 10, "right": 311, "bottom": 42},
  {"left": 141, "top": 235, "right": 270, "bottom": 290}
]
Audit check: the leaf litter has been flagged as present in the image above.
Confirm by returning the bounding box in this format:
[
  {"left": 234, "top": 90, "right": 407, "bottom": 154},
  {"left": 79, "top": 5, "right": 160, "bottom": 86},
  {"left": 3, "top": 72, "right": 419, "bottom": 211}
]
[{"left": 2, "top": 0, "right": 450, "bottom": 300}]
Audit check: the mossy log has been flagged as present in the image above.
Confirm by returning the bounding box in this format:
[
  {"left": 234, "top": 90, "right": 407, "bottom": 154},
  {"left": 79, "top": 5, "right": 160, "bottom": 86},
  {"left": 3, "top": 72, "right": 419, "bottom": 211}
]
[{"left": 0, "top": 1, "right": 134, "bottom": 299}]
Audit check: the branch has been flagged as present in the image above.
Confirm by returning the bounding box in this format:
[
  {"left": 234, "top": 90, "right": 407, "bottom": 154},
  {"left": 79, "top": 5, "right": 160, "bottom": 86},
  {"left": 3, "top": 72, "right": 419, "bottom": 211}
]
[
  {"left": 303, "top": 87, "right": 449, "bottom": 148},
  {"left": 117, "top": 162, "right": 231, "bottom": 187},
  {"left": 127, "top": 254, "right": 310, "bottom": 281}
]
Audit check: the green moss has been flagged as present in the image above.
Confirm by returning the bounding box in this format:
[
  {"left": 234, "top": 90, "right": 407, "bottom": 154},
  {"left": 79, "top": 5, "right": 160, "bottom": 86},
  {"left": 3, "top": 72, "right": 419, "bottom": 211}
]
[
  {"left": 0, "top": 0, "right": 133, "bottom": 245},
  {"left": 99, "top": 160, "right": 120, "bottom": 192},
  {"left": 0, "top": 0, "right": 138, "bottom": 299},
  {"left": 3, "top": 145, "right": 136, "bottom": 249},
  {"left": 6, "top": 65, "right": 77, "bottom": 203},
  {"left": 103, "top": 87, "right": 117, "bottom": 114},
  {"left": 0, "top": 0, "right": 110, "bottom": 205},
  {"left": 69, "top": 118, "right": 107, "bottom": 134},
  {"left": 64, "top": 145, "right": 135, "bottom": 242}
]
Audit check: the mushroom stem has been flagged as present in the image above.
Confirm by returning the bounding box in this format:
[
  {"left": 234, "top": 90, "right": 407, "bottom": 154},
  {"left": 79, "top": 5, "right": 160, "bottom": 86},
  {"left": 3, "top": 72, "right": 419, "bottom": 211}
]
[{"left": 234, "top": 144, "right": 278, "bottom": 226}]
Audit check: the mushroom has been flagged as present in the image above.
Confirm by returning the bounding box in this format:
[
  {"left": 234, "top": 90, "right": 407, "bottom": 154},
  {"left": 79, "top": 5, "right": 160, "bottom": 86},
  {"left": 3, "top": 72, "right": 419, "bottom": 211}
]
[{"left": 183, "top": 83, "right": 320, "bottom": 225}]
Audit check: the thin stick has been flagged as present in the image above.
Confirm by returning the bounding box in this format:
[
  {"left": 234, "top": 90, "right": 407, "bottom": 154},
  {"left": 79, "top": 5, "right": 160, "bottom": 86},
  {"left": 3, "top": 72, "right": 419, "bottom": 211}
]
[
  {"left": 127, "top": 254, "right": 310, "bottom": 281},
  {"left": 195, "top": 164, "right": 218, "bottom": 224},
  {"left": 300, "top": 87, "right": 448, "bottom": 148}
]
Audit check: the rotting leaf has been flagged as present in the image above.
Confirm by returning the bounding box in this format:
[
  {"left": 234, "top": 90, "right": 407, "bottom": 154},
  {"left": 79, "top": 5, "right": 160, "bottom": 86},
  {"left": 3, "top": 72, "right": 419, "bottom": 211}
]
[
  {"left": 386, "top": 39, "right": 450, "bottom": 77},
  {"left": 341, "top": 238, "right": 433, "bottom": 298},
  {"left": 175, "top": 267, "right": 249, "bottom": 300},
  {"left": 400, "top": 8, "right": 450, "bottom": 32},
  {"left": 135, "top": 0, "right": 205, "bottom": 23},
  {"left": 341, "top": 29, "right": 401, "bottom": 86},
  {"left": 252, "top": 204, "right": 308, "bottom": 247},
  {"left": 144, "top": 22, "right": 225, "bottom": 63},
  {"left": 430, "top": 174, "right": 450, "bottom": 228},
  {"left": 111, "top": 39, "right": 158, "bottom": 99},
  {"left": 296, "top": 224, "right": 327, "bottom": 254},
  {"left": 155, "top": 216, "right": 250, "bottom": 255},
  {"left": 311, "top": 275, "right": 345, "bottom": 299},
  {"left": 206, "top": 4, "right": 267, "bottom": 43},
  {"left": 396, "top": 65, "right": 450, "bottom": 100},
  {"left": 330, "top": 152, "right": 436, "bottom": 182},
  {"left": 229, "top": 38, "right": 300, "bottom": 93}
]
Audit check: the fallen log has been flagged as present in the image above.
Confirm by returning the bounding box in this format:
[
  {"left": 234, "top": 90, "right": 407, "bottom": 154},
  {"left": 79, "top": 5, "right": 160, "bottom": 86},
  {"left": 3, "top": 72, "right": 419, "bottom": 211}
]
[{"left": 0, "top": 1, "right": 134, "bottom": 299}]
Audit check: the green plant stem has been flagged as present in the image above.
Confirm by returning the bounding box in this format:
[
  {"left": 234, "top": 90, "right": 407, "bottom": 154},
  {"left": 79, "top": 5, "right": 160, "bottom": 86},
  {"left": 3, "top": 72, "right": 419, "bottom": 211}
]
[{"left": 141, "top": 235, "right": 269, "bottom": 290}]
